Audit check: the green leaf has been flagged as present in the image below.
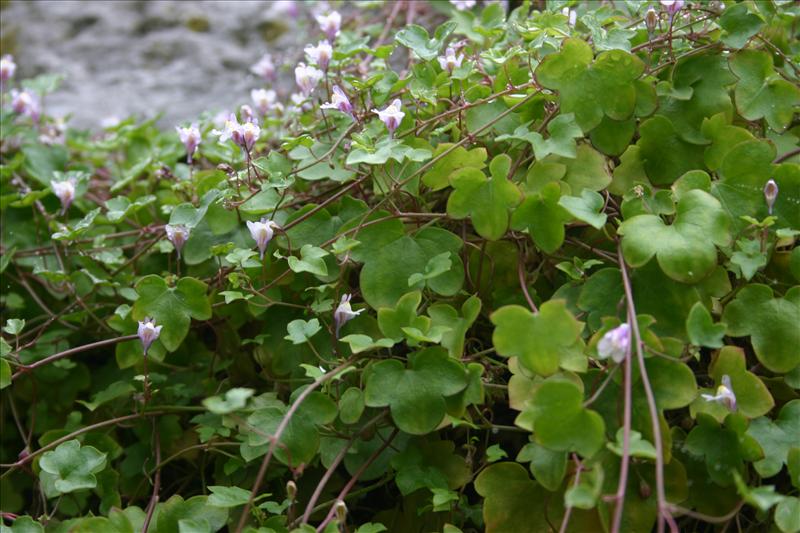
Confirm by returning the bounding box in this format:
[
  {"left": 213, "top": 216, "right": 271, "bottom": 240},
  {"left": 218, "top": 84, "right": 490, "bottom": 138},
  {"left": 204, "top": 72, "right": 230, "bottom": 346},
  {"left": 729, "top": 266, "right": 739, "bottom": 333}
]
[
  {"left": 607, "top": 429, "right": 657, "bottom": 460},
  {"left": 558, "top": 189, "right": 607, "bottom": 230},
  {"left": 76, "top": 381, "right": 136, "bottom": 412},
  {"left": 391, "top": 438, "right": 470, "bottom": 495},
  {"left": 523, "top": 378, "right": 606, "bottom": 457},
  {"left": 730, "top": 238, "right": 768, "bottom": 281},
  {"left": 496, "top": 113, "right": 582, "bottom": 159},
  {"left": 377, "top": 291, "right": 429, "bottom": 343},
  {"left": 52, "top": 208, "right": 101, "bottom": 241},
  {"left": 733, "top": 471, "right": 785, "bottom": 512},
  {"left": 152, "top": 495, "right": 227, "bottom": 533},
  {"left": 719, "top": 3, "right": 764, "bottom": 48},
  {"left": 421, "top": 144, "right": 487, "bottom": 191},
  {"left": 364, "top": 347, "right": 468, "bottom": 435},
  {"left": 686, "top": 302, "right": 726, "bottom": 348},
  {"left": 618, "top": 189, "right": 730, "bottom": 283},
  {"left": 203, "top": 388, "right": 254, "bottom": 415},
  {"left": 206, "top": 486, "right": 251, "bottom": 508},
  {"left": 396, "top": 24, "right": 443, "bottom": 61},
  {"left": 427, "top": 295, "right": 481, "bottom": 358},
  {"left": 408, "top": 252, "right": 452, "bottom": 286},
  {"left": 747, "top": 400, "right": 800, "bottom": 478},
  {"left": 684, "top": 414, "right": 746, "bottom": 486},
  {"left": 776, "top": 497, "right": 800, "bottom": 533},
  {"left": 636, "top": 115, "right": 706, "bottom": 185},
  {"left": 447, "top": 155, "right": 521, "bottom": 240},
  {"left": 3, "top": 318, "right": 25, "bottom": 335},
  {"left": 287, "top": 245, "right": 329, "bottom": 277},
  {"left": 0, "top": 359, "right": 10, "bottom": 390},
  {"left": 516, "top": 441, "right": 567, "bottom": 491},
  {"left": 105, "top": 195, "right": 156, "bottom": 223},
  {"left": 730, "top": 49, "right": 800, "bottom": 132},
  {"left": 511, "top": 182, "right": 570, "bottom": 254},
  {"left": 723, "top": 285, "right": 800, "bottom": 373},
  {"left": 536, "top": 38, "right": 644, "bottom": 132},
  {"left": 486, "top": 444, "right": 507, "bottom": 463},
  {"left": 39, "top": 440, "right": 107, "bottom": 496},
  {"left": 339, "top": 387, "right": 365, "bottom": 425},
  {"left": 339, "top": 335, "right": 394, "bottom": 354},
  {"left": 0, "top": 516, "right": 44, "bottom": 533},
  {"left": 132, "top": 276, "right": 211, "bottom": 352},
  {"left": 491, "top": 300, "right": 584, "bottom": 376},
  {"left": 285, "top": 319, "right": 322, "bottom": 345}
]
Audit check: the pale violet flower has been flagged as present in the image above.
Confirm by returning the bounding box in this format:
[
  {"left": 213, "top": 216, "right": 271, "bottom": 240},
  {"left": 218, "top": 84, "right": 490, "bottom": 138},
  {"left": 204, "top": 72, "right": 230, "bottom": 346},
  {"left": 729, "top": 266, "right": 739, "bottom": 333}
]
[
  {"left": 321, "top": 85, "right": 353, "bottom": 116},
  {"left": 10, "top": 89, "right": 39, "bottom": 120},
  {"left": 334, "top": 294, "right": 364, "bottom": 337},
  {"left": 250, "top": 53, "right": 276, "bottom": 81},
  {"left": 165, "top": 224, "right": 190, "bottom": 259},
  {"left": 211, "top": 114, "right": 259, "bottom": 151},
  {"left": 240, "top": 104, "right": 256, "bottom": 124},
  {"left": 373, "top": 98, "right": 405, "bottom": 136},
  {"left": 597, "top": 323, "right": 631, "bottom": 364},
  {"left": 273, "top": 0, "right": 299, "bottom": 17},
  {"left": 764, "top": 179, "right": 778, "bottom": 215},
  {"left": 316, "top": 11, "right": 341, "bottom": 41},
  {"left": 450, "top": 0, "right": 476, "bottom": 10},
  {"left": 561, "top": 7, "right": 577, "bottom": 26},
  {"left": 295, "top": 63, "right": 324, "bottom": 96},
  {"left": 660, "top": 0, "right": 684, "bottom": 18},
  {"left": 701, "top": 375, "right": 737, "bottom": 412},
  {"left": 51, "top": 178, "right": 77, "bottom": 215},
  {"left": 176, "top": 124, "right": 201, "bottom": 162},
  {"left": 0, "top": 54, "right": 16, "bottom": 83},
  {"left": 251, "top": 88, "right": 277, "bottom": 115},
  {"left": 438, "top": 47, "right": 464, "bottom": 74},
  {"left": 138, "top": 317, "right": 163, "bottom": 355},
  {"left": 246, "top": 218, "right": 279, "bottom": 260},
  {"left": 289, "top": 92, "right": 311, "bottom": 114},
  {"left": 305, "top": 40, "right": 333, "bottom": 71}
]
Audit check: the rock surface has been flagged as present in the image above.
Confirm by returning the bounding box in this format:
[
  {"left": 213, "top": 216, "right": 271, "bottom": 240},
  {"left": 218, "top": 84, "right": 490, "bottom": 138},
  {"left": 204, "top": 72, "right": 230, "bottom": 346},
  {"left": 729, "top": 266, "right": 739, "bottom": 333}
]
[{"left": 1, "top": 0, "right": 311, "bottom": 128}]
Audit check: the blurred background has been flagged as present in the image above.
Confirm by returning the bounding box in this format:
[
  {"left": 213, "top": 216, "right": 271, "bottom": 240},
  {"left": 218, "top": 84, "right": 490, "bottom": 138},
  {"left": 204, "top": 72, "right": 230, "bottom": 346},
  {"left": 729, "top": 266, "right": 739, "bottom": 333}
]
[{"left": 0, "top": 0, "right": 310, "bottom": 128}]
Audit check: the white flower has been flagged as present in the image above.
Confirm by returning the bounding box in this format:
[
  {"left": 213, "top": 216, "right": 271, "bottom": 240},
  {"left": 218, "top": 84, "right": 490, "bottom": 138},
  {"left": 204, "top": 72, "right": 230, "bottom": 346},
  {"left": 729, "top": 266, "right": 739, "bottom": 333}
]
[
  {"left": 450, "top": 0, "right": 476, "bottom": 10},
  {"left": 246, "top": 218, "right": 280, "bottom": 260},
  {"left": 250, "top": 53, "right": 276, "bottom": 81},
  {"left": 701, "top": 375, "right": 737, "bottom": 412},
  {"left": 597, "top": 323, "right": 631, "bottom": 364},
  {"left": 562, "top": 7, "right": 577, "bottom": 26},
  {"left": 372, "top": 98, "right": 405, "bottom": 136},
  {"left": 240, "top": 104, "right": 256, "bottom": 124},
  {"left": 165, "top": 224, "right": 190, "bottom": 259},
  {"left": 175, "top": 123, "right": 201, "bottom": 162},
  {"left": 305, "top": 40, "right": 333, "bottom": 71},
  {"left": 51, "top": 178, "right": 76, "bottom": 215},
  {"left": 0, "top": 54, "right": 16, "bottom": 83},
  {"left": 10, "top": 89, "right": 39, "bottom": 120},
  {"left": 295, "top": 63, "right": 324, "bottom": 96},
  {"left": 321, "top": 85, "right": 353, "bottom": 116},
  {"left": 211, "top": 114, "right": 259, "bottom": 151},
  {"left": 437, "top": 47, "right": 464, "bottom": 74},
  {"left": 316, "top": 11, "right": 341, "bottom": 41},
  {"left": 212, "top": 114, "right": 240, "bottom": 144},
  {"left": 138, "top": 317, "right": 163, "bottom": 355},
  {"left": 334, "top": 294, "right": 364, "bottom": 337},
  {"left": 251, "top": 88, "right": 277, "bottom": 115},
  {"left": 660, "top": 0, "right": 684, "bottom": 18},
  {"left": 239, "top": 121, "right": 261, "bottom": 151}
]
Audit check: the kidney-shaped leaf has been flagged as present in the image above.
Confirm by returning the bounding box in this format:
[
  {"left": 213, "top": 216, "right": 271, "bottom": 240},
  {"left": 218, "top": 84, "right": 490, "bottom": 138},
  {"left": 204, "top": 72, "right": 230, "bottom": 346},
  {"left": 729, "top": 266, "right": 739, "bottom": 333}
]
[{"left": 39, "top": 440, "right": 107, "bottom": 496}]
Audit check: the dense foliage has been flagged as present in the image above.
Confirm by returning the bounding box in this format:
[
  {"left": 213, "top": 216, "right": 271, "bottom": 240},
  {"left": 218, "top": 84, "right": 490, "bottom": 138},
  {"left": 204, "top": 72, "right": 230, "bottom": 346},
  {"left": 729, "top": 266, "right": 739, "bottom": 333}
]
[{"left": 1, "top": 1, "right": 799, "bottom": 532}]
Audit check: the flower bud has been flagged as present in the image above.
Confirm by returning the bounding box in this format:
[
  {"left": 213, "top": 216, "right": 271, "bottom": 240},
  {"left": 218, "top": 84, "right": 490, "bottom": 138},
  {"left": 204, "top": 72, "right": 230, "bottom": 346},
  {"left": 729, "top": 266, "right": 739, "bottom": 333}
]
[
  {"left": 334, "top": 500, "right": 347, "bottom": 523},
  {"left": 286, "top": 480, "right": 297, "bottom": 501},
  {"left": 645, "top": 8, "right": 658, "bottom": 34},
  {"left": 763, "top": 179, "right": 778, "bottom": 215},
  {"left": 175, "top": 124, "right": 201, "bottom": 163}
]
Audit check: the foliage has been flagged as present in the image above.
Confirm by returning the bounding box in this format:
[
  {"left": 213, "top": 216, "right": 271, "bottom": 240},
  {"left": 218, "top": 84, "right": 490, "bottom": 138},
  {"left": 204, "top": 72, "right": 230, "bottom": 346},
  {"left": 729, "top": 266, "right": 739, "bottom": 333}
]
[{"left": 1, "top": 1, "right": 799, "bottom": 532}]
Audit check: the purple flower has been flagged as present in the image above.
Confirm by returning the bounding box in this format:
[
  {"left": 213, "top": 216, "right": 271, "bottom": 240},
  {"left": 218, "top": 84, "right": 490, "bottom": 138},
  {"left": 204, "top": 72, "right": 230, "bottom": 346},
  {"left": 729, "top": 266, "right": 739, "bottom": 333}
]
[
  {"left": 660, "top": 0, "right": 684, "bottom": 19},
  {"left": 251, "top": 88, "right": 277, "bottom": 115},
  {"left": 372, "top": 98, "right": 405, "bottom": 136},
  {"left": 250, "top": 54, "right": 276, "bottom": 82},
  {"left": 316, "top": 11, "right": 341, "bottom": 41},
  {"left": 138, "top": 317, "right": 163, "bottom": 355},
  {"left": 437, "top": 47, "right": 464, "bottom": 74},
  {"left": 211, "top": 114, "right": 260, "bottom": 152},
  {"left": 334, "top": 294, "right": 364, "bottom": 337},
  {"left": 597, "top": 323, "right": 631, "bottom": 364},
  {"left": 165, "top": 224, "right": 189, "bottom": 259},
  {"left": 295, "top": 63, "right": 324, "bottom": 96},
  {"left": 51, "top": 178, "right": 77, "bottom": 215},
  {"left": 176, "top": 124, "right": 201, "bottom": 162},
  {"left": 240, "top": 104, "right": 256, "bottom": 124},
  {"left": 10, "top": 89, "right": 39, "bottom": 121},
  {"left": 246, "top": 218, "right": 279, "bottom": 260},
  {"left": 701, "top": 375, "right": 737, "bottom": 412},
  {"left": 450, "top": 0, "right": 476, "bottom": 10},
  {"left": 0, "top": 54, "right": 16, "bottom": 83},
  {"left": 321, "top": 85, "right": 354, "bottom": 116},
  {"left": 305, "top": 40, "right": 333, "bottom": 71},
  {"left": 764, "top": 179, "right": 778, "bottom": 215}
]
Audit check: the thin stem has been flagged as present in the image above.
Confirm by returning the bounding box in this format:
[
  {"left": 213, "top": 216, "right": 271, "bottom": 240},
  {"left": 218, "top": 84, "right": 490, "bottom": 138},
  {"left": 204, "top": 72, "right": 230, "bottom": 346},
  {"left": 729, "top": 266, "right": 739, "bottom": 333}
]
[
  {"left": 618, "top": 244, "right": 674, "bottom": 533},
  {"left": 234, "top": 360, "right": 355, "bottom": 533},
  {"left": 611, "top": 313, "right": 634, "bottom": 533},
  {"left": 141, "top": 419, "right": 162, "bottom": 533},
  {"left": 558, "top": 454, "right": 583, "bottom": 533}
]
